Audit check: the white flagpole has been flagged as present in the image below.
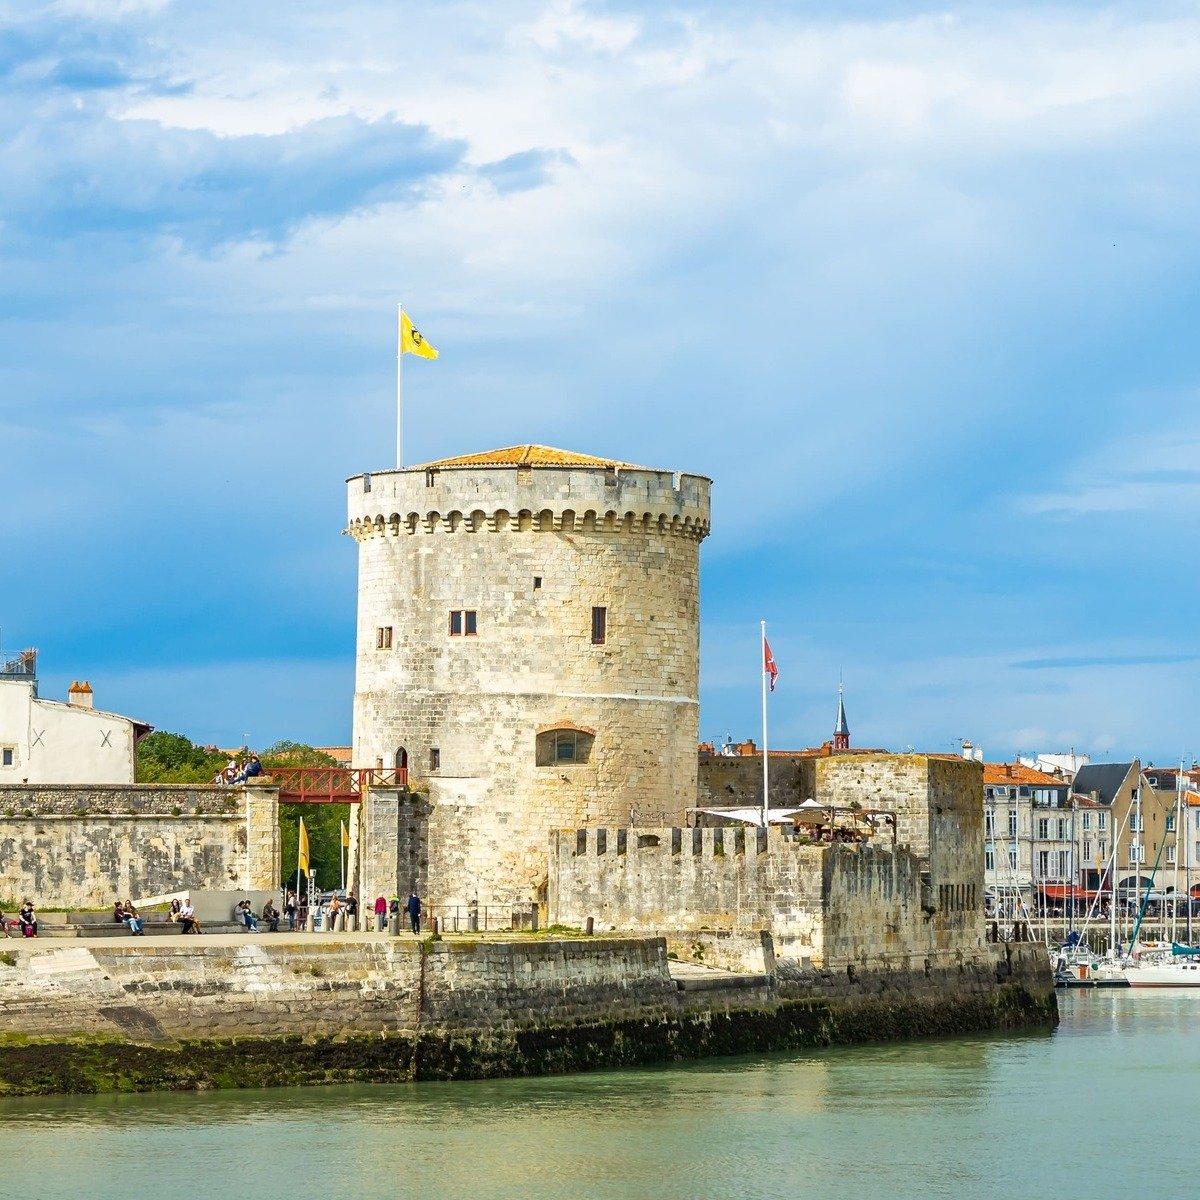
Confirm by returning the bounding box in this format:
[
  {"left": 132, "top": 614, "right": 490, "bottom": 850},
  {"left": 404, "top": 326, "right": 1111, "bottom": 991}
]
[
  {"left": 396, "top": 302, "right": 405, "bottom": 468},
  {"left": 761, "top": 620, "right": 770, "bottom": 828},
  {"left": 340, "top": 821, "right": 346, "bottom": 893}
]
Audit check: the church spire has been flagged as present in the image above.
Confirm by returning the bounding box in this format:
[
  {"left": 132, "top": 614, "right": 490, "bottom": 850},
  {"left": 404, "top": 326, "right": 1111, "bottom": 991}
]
[{"left": 833, "top": 680, "right": 850, "bottom": 751}]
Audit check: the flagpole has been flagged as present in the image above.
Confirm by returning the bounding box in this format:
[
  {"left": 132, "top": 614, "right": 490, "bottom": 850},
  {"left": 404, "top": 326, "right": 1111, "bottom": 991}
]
[
  {"left": 396, "top": 302, "right": 404, "bottom": 468},
  {"left": 294, "top": 816, "right": 301, "bottom": 912},
  {"left": 340, "top": 821, "right": 346, "bottom": 893},
  {"left": 761, "top": 620, "right": 770, "bottom": 828}
]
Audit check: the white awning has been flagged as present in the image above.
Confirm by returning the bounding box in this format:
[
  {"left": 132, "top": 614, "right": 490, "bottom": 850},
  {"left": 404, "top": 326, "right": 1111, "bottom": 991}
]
[{"left": 688, "top": 806, "right": 804, "bottom": 827}]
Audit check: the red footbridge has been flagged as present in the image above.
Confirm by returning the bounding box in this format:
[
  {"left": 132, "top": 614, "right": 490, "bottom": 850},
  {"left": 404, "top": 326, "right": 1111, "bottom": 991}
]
[{"left": 270, "top": 767, "right": 407, "bottom": 804}]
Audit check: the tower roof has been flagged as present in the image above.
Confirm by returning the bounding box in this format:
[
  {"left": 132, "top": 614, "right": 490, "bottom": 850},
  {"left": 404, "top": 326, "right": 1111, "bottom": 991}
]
[
  {"left": 413, "top": 444, "right": 648, "bottom": 470},
  {"left": 834, "top": 688, "right": 849, "bottom": 737}
]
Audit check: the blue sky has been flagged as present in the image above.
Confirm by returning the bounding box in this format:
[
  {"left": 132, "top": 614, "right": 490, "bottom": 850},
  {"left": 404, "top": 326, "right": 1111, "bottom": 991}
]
[{"left": 2, "top": 0, "right": 1199, "bottom": 764}]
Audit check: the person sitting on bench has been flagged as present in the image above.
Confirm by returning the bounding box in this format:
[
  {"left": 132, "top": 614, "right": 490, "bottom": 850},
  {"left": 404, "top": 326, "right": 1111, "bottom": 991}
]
[{"left": 179, "top": 899, "right": 202, "bottom": 934}]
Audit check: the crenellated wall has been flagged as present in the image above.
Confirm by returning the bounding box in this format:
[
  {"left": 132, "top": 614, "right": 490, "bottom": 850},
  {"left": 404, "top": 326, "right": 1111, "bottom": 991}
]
[{"left": 547, "top": 826, "right": 982, "bottom": 968}]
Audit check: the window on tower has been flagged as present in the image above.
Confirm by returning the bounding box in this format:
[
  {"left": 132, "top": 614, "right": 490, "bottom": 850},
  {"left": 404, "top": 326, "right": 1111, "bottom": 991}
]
[
  {"left": 591, "top": 606, "right": 607, "bottom": 645},
  {"left": 376, "top": 626, "right": 393, "bottom": 650},
  {"left": 536, "top": 724, "right": 595, "bottom": 766},
  {"left": 449, "top": 610, "right": 478, "bottom": 637}
]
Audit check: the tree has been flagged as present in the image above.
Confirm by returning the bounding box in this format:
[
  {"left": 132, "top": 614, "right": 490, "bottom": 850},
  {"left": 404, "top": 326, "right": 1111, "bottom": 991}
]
[
  {"left": 137, "top": 732, "right": 227, "bottom": 784},
  {"left": 279, "top": 802, "right": 351, "bottom": 893},
  {"left": 261, "top": 740, "right": 339, "bottom": 768},
  {"left": 264, "top": 742, "right": 346, "bottom": 891}
]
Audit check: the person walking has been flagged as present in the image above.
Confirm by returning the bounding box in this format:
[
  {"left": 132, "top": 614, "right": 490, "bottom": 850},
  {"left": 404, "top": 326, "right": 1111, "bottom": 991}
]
[
  {"left": 374, "top": 894, "right": 387, "bottom": 932},
  {"left": 284, "top": 890, "right": 297, "bottom": 931},
  {"left": 406, "top": 891, "right": 422, "bottom": 935}
]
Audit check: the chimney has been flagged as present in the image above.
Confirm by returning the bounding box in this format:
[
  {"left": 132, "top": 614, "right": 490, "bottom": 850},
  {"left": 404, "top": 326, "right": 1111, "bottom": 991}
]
[
  {"left": 961, "top": 740, "right": 973, "bottom": 760},
  {"left": 975, "top": 746, "right": 984, "bottom": 762},
  {"left": 1005, "top": 763, "right": 1013, "bottom": 777},
  {"left": 68, "top": 680, "right": 94, "bottom": 710}
]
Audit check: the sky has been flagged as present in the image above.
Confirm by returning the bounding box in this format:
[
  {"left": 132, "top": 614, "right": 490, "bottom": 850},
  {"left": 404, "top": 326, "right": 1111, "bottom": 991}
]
[{"left": 2, "top": 0, "right": 1199, "bottom": 764}]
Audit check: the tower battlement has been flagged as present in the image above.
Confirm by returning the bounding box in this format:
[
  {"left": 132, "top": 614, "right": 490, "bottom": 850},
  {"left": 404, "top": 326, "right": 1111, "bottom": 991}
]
[{"left": 346, "top": 460, "right": 711, "bottom": 542}]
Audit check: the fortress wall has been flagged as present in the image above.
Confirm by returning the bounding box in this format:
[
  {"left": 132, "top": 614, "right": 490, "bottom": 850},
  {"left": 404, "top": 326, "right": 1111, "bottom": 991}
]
[
  {"left": 697, "top": 754, "right": 817, "bottom": 812},
  {"left": 0, "top": 784, "right": 279, "bottom": 908},
  {"left": 548, "top": 828, "right": 987, "bottom": 969}
]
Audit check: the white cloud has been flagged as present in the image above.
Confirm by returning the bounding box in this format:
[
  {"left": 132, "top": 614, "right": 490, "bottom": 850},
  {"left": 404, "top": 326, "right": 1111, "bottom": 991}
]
[{"left": 1020, "top": 422, "right": 1200, "bottom": 517}]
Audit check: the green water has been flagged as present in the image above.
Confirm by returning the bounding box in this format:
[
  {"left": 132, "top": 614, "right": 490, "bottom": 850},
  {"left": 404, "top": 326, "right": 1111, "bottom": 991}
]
[{"left": 1, "top": 991, "right": 1190, "bottom": 1199}]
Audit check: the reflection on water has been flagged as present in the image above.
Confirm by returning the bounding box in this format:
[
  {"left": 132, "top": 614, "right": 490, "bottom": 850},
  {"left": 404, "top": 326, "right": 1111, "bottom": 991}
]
[{"left": 4, "top": 993, "right": 1197, "bottom": 1200}]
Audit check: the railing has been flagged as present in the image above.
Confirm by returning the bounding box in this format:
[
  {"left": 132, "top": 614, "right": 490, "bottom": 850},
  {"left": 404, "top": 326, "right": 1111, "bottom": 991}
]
[
  {"left": 427, "top": 904, "right": 538, "bottom": 933},
  {"left": 271, "top": 766, "right": 408, "bottom": 802}
]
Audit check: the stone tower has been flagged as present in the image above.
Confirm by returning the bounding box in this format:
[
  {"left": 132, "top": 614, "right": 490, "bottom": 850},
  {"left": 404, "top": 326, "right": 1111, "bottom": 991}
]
[{"left": 346, "top": 445, "right": 711, "bottom": 906}]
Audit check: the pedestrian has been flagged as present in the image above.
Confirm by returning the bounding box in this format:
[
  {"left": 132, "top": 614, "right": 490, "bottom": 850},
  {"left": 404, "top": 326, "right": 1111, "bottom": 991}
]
[
  {"left": 285, "top": 890, "right": 297, "bottom": 931},
  {"left": 327, "top": 894, "right": 342, "bottom": 932},
  {"left": 345, "top": 893, "right": 358, "bottom": 932},
  {"left": 374, "top": 894, "right": 387, "bottom": 932},
  {"left": 406, "top": 890, "right": 422, "bottom": 935}
]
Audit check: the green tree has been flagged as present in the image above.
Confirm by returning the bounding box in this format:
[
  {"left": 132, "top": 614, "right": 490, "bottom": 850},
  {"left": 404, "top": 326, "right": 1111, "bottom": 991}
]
[
  {"left": 264, "top": 742, "right": 347, "bottom": 891},
  {"left": 279, "top": 802, "right": 351, "bottom": 893},
  {"left": 136, "top": 732, "right": 227, "bottom": 784},
  {"left": 261, "top": 740, "right": 339, "bottom": 768}
]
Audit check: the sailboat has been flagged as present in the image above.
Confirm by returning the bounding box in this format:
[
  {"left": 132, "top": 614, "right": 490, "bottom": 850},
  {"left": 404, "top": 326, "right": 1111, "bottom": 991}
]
[{"left": 1121, "top": 766, "right": 1200, "bottom": 988}]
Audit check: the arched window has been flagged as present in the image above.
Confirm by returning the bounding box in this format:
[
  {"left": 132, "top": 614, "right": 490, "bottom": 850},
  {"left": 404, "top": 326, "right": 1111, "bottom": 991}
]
[{"left": 536, "top": 724, "right": 595, "bottom": 766}]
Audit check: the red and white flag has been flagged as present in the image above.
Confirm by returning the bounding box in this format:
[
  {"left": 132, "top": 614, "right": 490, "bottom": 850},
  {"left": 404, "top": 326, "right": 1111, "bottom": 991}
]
[{"left": 764, "top": 639, "right": 779, "bottom": 691}]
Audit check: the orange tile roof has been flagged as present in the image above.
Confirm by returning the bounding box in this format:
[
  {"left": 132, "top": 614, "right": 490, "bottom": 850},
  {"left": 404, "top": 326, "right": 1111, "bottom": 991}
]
[
  {"left": 983, "top": 762, "right": 1064, "bottom": 786},
  {"left": 414, "top": 444, "right": 648, "bottom": 470}
]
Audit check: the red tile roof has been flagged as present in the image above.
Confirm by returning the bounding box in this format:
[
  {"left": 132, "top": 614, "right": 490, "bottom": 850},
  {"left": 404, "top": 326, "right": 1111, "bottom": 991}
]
[
  {"left": 414, "top": 444, "right": 647, "bottom": 469},
  {"left": 983, "top": 762, "right": 1064, "bottom": 786}
]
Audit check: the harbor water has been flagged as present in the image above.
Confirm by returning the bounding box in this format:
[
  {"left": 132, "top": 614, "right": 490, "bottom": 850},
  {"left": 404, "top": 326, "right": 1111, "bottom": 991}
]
[{"left": 2, "top": 990, "right": 1192, "bottom": 1200}]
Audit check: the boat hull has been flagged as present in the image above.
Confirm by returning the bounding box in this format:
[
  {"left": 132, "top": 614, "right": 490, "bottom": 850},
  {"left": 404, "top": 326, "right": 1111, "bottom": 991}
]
[{"left": 1124, "top": 963, "right": 1200, "bottom": 988}]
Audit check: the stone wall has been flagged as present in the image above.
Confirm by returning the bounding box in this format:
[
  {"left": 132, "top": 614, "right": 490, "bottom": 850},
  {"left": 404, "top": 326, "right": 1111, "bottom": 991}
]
[
  {"left": 0, "top": 936, "right": 675, "bottom": 1043},
  {"left": 547, "top": 827, "right": 983, "bottom": 967},
  {"left": 347, "top": 460, "right": 711, "bottom": 908},
  {"left": 0, "top": 784, "right": 280, "bottom": 907},
  {"left": 0, "top": 933, "right": 1055, "bottom": 1095},
  {"left": 697, "top": 754, "right": 817, "bottom": 812}
]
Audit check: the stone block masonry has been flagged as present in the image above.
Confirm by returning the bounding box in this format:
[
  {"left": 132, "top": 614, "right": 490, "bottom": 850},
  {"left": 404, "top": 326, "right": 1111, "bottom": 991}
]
[
  {"left": 347, "top": 454, "right": 711, "bottom": 909},
  {"left": 0, "top": 934, "right": 1054, "bottom": 1096},
  {"left": 548, "top": 827, "right": 980, "bottom": 967},
  {"left": 0, "top": 783, "right": 280, "bottom": 908}
]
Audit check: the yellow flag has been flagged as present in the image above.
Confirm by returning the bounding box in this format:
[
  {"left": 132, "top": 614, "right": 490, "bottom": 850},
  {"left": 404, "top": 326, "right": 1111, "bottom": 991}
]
[
  {"left": 401, "top": 309, "right": 438, "bottom": 359},
  {"left": 297, "top": 817, "right": 310, "bottom": 873},
  {"left": 341, "top": 820, "right": 350, "bottom": 848}
]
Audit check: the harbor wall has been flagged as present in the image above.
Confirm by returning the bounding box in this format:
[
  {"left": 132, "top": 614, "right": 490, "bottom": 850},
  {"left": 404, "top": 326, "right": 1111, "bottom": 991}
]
[
  {"left": 0, "top": 784, "right": 280, "bottom": 907},
  {"left": 0, "top": 934, "right": 1054, "bottom": 1096}
]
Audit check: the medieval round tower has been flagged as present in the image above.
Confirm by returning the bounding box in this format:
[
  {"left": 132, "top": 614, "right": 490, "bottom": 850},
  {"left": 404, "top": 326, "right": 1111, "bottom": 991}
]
[{"left": 346, "top": 445, "right": 711, "bottom": 906}]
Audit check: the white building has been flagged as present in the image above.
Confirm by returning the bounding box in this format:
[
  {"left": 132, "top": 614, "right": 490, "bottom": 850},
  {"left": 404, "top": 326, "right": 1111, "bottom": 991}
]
[{"left": 0, "top": 650, "right": 150, "bottom": 784}]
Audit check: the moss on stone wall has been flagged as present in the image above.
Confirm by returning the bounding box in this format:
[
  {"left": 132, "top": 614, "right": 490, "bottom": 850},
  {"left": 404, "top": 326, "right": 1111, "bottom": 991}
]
[{"left": 0, "top": 984, "right": 1055, "bottom": 1098}]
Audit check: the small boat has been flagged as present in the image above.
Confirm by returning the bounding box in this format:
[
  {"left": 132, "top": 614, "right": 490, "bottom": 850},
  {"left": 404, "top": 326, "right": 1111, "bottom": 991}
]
[{"left": 1053, "top": 951, "right": 1129, "bottom": 988}]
